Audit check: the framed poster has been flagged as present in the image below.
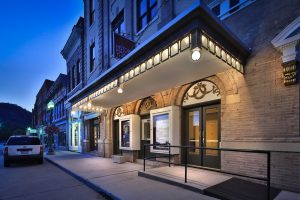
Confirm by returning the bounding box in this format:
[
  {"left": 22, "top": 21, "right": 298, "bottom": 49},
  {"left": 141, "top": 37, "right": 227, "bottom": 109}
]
[
  {"left": 121, "top": 120, "right": 130, "bottom": 147},
  {"left": 153, "top": 113, "right": 169, "bottom": 150}
]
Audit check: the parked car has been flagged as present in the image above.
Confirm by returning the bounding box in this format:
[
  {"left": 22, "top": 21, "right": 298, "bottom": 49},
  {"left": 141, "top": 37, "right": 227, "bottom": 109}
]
[{"left": 3, "top": 136, "right": 43, "bottom": 167}]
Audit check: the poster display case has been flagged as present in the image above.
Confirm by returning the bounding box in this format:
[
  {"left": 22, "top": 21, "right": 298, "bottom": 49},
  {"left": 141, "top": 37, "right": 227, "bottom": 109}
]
[
  {"left": 150, "top": 106, "right": 180, "bottom": 154},
  {"left": 119, "top": 114, "right": 141, "bottom": 150}
]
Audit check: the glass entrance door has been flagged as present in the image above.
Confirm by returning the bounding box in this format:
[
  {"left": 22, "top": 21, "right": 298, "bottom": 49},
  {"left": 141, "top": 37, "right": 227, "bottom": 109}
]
[{"left": 185, "top": 104, "right": 220, "bottom": 169}]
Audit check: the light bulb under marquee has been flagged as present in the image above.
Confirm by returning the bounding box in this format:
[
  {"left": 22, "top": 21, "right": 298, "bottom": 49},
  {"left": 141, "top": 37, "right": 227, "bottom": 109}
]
[
  {"left": 117, "top": 87, "right": 123, "bottom": 94},
  {"left": 191, "top": 49, "right": 201, "bottom": 61}
]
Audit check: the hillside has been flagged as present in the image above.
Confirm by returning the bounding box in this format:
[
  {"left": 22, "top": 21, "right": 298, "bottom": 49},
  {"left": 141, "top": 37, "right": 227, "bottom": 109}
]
[{"left": 0, "top": 103, "right": 32, "bottom": 141}]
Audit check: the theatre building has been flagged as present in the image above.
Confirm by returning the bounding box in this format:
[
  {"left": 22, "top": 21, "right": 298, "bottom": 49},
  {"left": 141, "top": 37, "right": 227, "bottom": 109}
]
[{"left": 62, "top": 0, "right": 300, "bottom": 191}]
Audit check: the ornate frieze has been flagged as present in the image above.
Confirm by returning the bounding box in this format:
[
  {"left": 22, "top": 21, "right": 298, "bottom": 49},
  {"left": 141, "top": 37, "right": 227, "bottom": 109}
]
[
  {"left": 183, "top": 81, "right": 220, "bottom": 106},
  {"left": 282, "top": 61, "right": 298, "bottom": 86}
]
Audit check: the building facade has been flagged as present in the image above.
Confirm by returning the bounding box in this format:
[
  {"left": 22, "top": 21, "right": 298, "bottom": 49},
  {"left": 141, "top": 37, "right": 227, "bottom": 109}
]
[
  {"left": 32, "top": 79, "right": 54, "bottom": 142},
  {"left": 32, "top": 74, "right": 68, "bottom": 149},
  {"left": 62, "top": 0, "right": 300, "bottom": 191}
]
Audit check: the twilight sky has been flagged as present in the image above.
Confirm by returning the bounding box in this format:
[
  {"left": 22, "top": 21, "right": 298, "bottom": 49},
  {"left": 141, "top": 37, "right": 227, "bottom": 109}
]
[{"left": 0, "top": 0, "right": 83, "bottom": 111}]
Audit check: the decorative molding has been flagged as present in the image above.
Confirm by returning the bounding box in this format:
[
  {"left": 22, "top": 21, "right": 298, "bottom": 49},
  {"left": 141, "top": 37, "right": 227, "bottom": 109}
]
[
  {"left": 282, "top": 61, "right": 298, "bottom": 86},
  {"left": 183, "top": 80, "right": 220, "bottom": 106},
  {"left": 139, "top": 97, "right": 157, "bottom": 115},
  {"left": 272, "top": 16, "right": 300, "bottom": 86},
  {"left": 114, "top": 106, "right": 125, "bottom": 119}
]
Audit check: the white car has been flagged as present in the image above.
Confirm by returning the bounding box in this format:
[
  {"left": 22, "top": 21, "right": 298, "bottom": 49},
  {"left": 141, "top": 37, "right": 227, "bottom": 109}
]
[{"left": 3, "top": 136, "right": 43, "bottom": 167}]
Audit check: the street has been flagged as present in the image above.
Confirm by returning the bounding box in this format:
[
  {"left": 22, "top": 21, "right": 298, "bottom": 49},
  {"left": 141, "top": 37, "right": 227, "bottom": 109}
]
[{"left": 0, "top": 154, "right": 106, "bottom": 200}]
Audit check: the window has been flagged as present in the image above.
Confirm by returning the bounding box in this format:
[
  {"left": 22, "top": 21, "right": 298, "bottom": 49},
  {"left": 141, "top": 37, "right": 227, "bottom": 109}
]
[
  {"left": 212, "top": 4, "right": 220, "bottom": 16},
  {"left": 76, "top": 60, "right": 81, "bottom": 85},
  {"left": 72, "top": 66, "right": 76, "bottom": 89},
  {"left": 209, "top": 0, "right": 255, "bottom": 20},
  {"left": 112, "top": 10, "right": 125, "bottom": 49},
  {"left": 89, "top": 0, "right": 95, "bottom": 25},
  {"left": 229, "top": 0, "right": 240, "bottom": 13},
  {"left": 137, "top": 0, "right": 158, "bottom": 32},
  {"left": 90, "top": 43, "right": 95, "bottom": 72},
  {"left": 68, "top": 70, "right": 71, "bottom": 91}
]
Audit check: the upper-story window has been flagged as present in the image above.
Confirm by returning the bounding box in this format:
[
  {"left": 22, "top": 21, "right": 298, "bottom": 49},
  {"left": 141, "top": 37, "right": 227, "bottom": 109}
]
[
  {"left": 89, "top": 0, "right": 95, "bottom": 26},
  {"left": 72, "top": 66, "right": 76, "bottom": 89},
  {"left": 137, "top": 0, "right": 158, "bottom": 32},
  {"left": 112, "top": 10, "right": 125, "bottom": 53},
  {"left": 76, "top": 60, "right": 81, "bottom": 85},
  {"left": 68, "top": 70, "right": 71, "bottom": 92},
  {"left": 210, "top": 0, "right": 255, "bottom": 20},
  {"left": 90, "top": 43, "right": 95, "bottom": 72}
]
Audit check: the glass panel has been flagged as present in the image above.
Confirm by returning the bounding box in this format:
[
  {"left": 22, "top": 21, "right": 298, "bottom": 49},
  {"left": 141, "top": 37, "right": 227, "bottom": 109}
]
[
  {"left": 153, "top": 113, "right": 169, "bottom": 149},
  {"left": 149, "top": 0, "right": 157, "bottom": 7},
  {"left": 150, "top": 4, "right": 158, "bottom": 19},
  {"left": 142, "top": 119, "right": 151, "bottom": 140},
  {"left": 188, "top": 111, "right": 200, "bottom": 154},
  {"left": 73, "top": 123, "right": 78, "bottom": 146},
  {"left": 205, "top": 107, "right": 219, "bottom": 156},
  {"left": 139, "top": 0, "right": 147, "bottom": 16},
  {"left": 141, "top": 15, "right": 147, "bottom": 29},
  {"left": 121, "top": 120, "right": 130, "bottom": 147}
]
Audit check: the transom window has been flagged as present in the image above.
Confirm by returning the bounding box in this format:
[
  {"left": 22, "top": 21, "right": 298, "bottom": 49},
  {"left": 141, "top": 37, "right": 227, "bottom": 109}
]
[{"left": 137, "top": 0, "right": 158, "bottom": 32}]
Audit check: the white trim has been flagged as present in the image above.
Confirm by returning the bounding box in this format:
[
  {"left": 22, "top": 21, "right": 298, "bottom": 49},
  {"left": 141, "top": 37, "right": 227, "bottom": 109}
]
[{"left": 272, "top": 16, "right": 300, "bottom": 47}]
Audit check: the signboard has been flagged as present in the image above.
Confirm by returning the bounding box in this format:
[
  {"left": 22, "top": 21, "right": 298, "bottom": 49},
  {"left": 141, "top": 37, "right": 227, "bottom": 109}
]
[
  {"left": 121, "top": 120, "right": 130, "bottom": 147},
  {"left": 153, "top": 113, "right": 169, "bottom": 150},
  {"left": 114, "top": 33, "right": 135, "bottom": 59}
]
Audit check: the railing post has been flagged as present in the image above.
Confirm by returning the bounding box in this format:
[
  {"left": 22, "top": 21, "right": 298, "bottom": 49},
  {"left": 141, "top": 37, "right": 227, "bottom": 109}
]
[
  {"left": 143, "top": 144, "right": 146, "bottom": 172},
  {"left": 185, "top": 147, "right": 188, "bottom": 183},
  {"left": 168, "top": 143, "right": 171, "bottom": 167},
  {"left": 267, "top": 152, "right": 271, "bottom": 200}
]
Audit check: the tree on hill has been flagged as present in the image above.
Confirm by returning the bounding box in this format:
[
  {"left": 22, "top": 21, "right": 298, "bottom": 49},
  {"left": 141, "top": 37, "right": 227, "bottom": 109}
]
[{"left": 0, "top": 103, "right": 32, "bottom": 141}]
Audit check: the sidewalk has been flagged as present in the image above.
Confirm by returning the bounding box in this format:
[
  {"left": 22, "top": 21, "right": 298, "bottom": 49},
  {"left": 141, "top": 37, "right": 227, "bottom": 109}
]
[{"left": 45, "top": 151, "right": 217, "bottom": 200}]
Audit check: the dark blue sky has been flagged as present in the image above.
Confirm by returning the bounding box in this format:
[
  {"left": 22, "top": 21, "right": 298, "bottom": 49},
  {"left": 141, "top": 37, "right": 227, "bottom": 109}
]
[{"left": 0, "top": 0, "right": 83, "bottom": 111}]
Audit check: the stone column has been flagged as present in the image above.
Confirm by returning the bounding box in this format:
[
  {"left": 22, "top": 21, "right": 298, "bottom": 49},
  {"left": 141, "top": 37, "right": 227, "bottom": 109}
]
[
  {"left": 98, "top": 113, "right": 106, "bottom": 157},
  {"left": 104, "top": 109, "right": 113, "bottom": 158}
]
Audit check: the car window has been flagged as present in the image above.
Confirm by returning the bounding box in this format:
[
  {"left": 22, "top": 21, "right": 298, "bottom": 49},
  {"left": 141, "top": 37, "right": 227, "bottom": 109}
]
[{"left": 7, "top": 137, "right": 41, "bottom": 145}]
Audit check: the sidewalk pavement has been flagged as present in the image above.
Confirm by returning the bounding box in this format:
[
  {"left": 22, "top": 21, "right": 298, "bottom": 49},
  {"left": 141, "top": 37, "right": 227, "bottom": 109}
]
[{"left": 45, "top": 151, "right": 217, "bottom": 200}]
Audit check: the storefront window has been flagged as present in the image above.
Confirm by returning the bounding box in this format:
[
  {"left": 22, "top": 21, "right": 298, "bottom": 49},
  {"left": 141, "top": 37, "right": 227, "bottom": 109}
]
[
  {"left": 153, "top": 113, "right": 169, "bottom": 149},
  {"left": 121, "top": 120, "right": 130, "bottom": 147}
]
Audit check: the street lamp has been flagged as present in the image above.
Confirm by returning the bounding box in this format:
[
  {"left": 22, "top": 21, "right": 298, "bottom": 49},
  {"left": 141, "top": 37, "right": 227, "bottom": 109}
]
[{"left": 47, "top": 100, "right": 55, "bottom": 155}]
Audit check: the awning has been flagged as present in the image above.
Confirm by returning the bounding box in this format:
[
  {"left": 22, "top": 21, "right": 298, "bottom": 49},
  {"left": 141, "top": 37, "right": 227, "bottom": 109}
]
[{"left": 70, "top": 0, "right": 250, "bottom": 111}]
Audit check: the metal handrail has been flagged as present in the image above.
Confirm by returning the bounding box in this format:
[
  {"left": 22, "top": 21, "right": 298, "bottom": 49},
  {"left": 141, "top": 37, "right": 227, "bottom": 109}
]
[{"left": 143, "top": 143, "right": 273, "bottom": 200}]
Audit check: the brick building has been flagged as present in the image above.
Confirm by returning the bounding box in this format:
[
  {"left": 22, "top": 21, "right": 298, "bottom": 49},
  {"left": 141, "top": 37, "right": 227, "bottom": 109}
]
[
  {"left": 32, "top": 74, "right": 68, "bottom": 149},
  {"left": 62, "top": 0, "right": 300, "bottom": 191},
  {"left": 32, "top": 79, "right": 54, "bottom": 141}
]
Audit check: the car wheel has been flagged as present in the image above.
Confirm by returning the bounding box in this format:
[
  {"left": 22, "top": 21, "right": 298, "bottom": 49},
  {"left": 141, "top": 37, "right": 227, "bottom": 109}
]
[
  {"left": 38, "top": 158, "right": 43, "bottom": 164},
  {"left": 4, "top": 159, "right": 10, "bottom": 167}
]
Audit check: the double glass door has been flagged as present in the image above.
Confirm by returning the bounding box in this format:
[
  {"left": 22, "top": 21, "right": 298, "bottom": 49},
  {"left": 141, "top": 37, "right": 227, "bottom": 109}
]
[{"left": 185, "top": 104, "right": 220, "bottom": 169}]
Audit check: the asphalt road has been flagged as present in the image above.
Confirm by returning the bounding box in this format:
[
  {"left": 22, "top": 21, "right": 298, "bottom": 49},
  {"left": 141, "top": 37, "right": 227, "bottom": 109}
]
[{"left": 0, "top": 154, "right": 106, "bottom": 200}]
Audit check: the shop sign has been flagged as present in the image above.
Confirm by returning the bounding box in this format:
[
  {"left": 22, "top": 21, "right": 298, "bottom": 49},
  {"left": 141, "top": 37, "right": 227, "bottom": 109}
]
[{"left": 114, "top": 33, "right": 135, "bottom": 59}]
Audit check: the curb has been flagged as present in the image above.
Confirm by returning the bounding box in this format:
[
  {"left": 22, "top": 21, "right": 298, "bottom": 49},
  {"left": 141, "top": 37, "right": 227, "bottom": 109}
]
[{"left": 45, "top": 157, "right": 121, "bottom": 200}]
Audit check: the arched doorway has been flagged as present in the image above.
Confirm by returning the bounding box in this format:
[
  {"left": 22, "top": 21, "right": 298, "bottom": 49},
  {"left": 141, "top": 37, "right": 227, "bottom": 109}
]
[
  {"left": 112, "top": 106, "right": 126, "bottom": 155},
  {"left": 182, "top": 80, "right": 221, "bottom": 169}
]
